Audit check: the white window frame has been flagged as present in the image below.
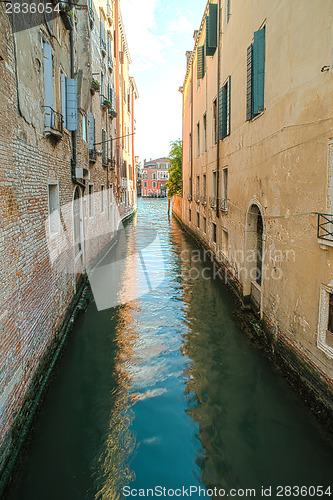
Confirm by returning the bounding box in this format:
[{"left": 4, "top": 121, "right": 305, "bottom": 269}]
[
  {"left": 317, "top": 284, "right": 333, "bottom": 358},
  {"left": 82, "top": 113, "right": 88, "bottom": 142},
  {"left": 47, "top": 181, "right": 60, "bottom": 236}
]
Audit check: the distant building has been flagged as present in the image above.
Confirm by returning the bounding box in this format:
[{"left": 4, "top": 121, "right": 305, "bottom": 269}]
[
  {"left": 142, "top": 158, "right": 170, "bottom": 197},
  {"left": 135, "top": 156, "right": 142, "bottom": 197}
]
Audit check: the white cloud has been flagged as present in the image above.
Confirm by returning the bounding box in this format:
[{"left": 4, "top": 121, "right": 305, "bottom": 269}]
[
  {"left": 121, "top": 0, "right": 172, "bottom": 72},
  {"left": 168, "top": 15, "right": 196, "bottom": 35}
]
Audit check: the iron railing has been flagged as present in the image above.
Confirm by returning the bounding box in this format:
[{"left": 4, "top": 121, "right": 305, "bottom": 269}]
[
  {"left": 89, "top": 148, "right": 96, "bottom": 162},
  {"left": 318, "top": 213, "right": 333, "bottom": 241},
  {"left": 100, "top": 94, "right": 111, "bottom": 109},
  {"left": 100, "top": 38, "right": 107, "bottom": 54},
  {"left": 43, "top": 106, "right": 63, "bottom": 136},
  {"left": 209, "top": 196, "right": 216, "bottom": 208},
  {"left": 219, "top": 198, "right": 228, "bottom": 213}
]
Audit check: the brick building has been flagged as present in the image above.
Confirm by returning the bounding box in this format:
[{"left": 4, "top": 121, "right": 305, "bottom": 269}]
[
  {"left": 0, "top": 1, "right": 137, "bottom": 491},
  {"left": 141, "top": 158, "right": 170, "bottom": 197}
]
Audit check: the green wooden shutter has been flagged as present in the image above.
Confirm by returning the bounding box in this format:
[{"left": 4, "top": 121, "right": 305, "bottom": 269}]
[
  {"left": 208, "top": 3, "right": 218, "bottom": 49},
  {"left": 218, "top": 86, "right": 223, "bottom": 140},
  {"left": 226, "top": 75, "right": 231, "bottom": 137},
  {"left": 221, "top": 77, "right": 231, "bottom": 139},
  {"left": 197, "top": 45, "right": 205, "bottom": 79},
  {"left": 246, "top": 44, "right": 253, "bottom": 120},
  {"left": 253, "top": 27, "right": 265, "bottom": 115},
  {"left": 206, "top": 17, "right": 215, "bottom": 56}
]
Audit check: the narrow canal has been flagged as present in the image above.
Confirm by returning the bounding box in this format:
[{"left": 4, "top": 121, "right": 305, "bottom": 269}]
[{"left": 8, "top": 199, "right": 333, "bottom": 499}]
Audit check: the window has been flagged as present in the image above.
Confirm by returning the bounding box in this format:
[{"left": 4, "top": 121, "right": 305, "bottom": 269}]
[
  {"left": 197, "top": 122, "right": 200, "bottom": 156},
  {"left": 189, "top": 133, "right": 192, "bottom": 161},
  {"left": 213, "top": 171, "right": 217, "bottom": 196},
  {"left": 60, "top": 69, "right": 67, "bottom": 128},
  {"left": 101, "top": 185, "right": 105, "bottom": 212},
  {"left": 88, "top": 184, "right": 94, "bottom": 217},
  {"left": 318, "top": 286, "right": 333, "bottom": 357},
  {"left": 225, "top": 0, "right": 231, "bottom": 23},
  {"left": 144, "top": 181, "right": 147, "bottom": 187},
  {"left": 222, "top": 168, "right": 228, "bottom": 202},
  {"left": 43, "top": 42, "right": 54, "bottom": 128},
  {"left": 203, "top": 113, "right": 207, "bottom": 152},
  {"left": 189, "top": 177, "right": 192, "bottom": 199},
  {"left": 219, "top": 76, "right": 231, "bottom": 139},
  {"left": 48, "top": 183, "right": 60, "bottom": 234},
  {"left": 203, "top": 217, "right": 206, "bottom": 233},
  {"left": 213, "top": 98, "right": 217, "bottom": 144},
  {"left": 328, "top": 293, "right": 333, "bottom": 334},
  {"left": 82, "top": 114, "right": 87, "bottom": 142},
  {"left": 100, "top": 11, "right": 105, "bottom": 43},
  {"left": 203, "top": 174, "right": 207, "bottom": 195},
  {"left": 189, "top": 209, "right": 191, "bottom": 222},
  {"left": 102, "top": 128, "right": 107, "bottom": 165},
  {"left": 107, "top": 33, "right": 112, "bottom": 60},
  {"left": 213, "top": 223, "right": 217, "bottom": 243},
  {"left": 153, "top": 182, "right": 156, "bottom": 188},
  {"left": 222, "top": 229, "right": 229, "bottom": 257},
  {"left": 196, "top": 176, "right": 200, "bottom": 198},
  {"left": 197, "top": 212, "right": 200, "bottom": 228},
  {"left": 153, "top": 173, "right": 156, "bottom": 179},
  {"left": 247, "top": 26, "right": 266, "bottom": 120}
]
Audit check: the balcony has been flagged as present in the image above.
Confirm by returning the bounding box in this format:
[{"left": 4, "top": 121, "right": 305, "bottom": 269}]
[
  {"left": 89, "top": 148, "right": 97, "bottom": 163},
  {"left": 318, "top": 213, "right": 333, "bottom": 242},
  {"left": 44, "top": 106, "right": 63, "bottom": 138},
  {"left": 100, "top": 38, "right": 107, "bottom": 55},
  {"left": 219, "top": 198, "right": 228, "bottom": 213},
  {"left": 100, "top": 95, "right": 112, "bottom": 110},
  {"left": 108, "top": 108, "right": 117, "bottom": 118},
  {"left": 209, "top": 196, "right": 217, "bottom": 209},
  {"left": 121, "top": 177, "right": 127, "bottom": 189},
  {"left": 201, "top": 194, "right": 207, "bottom": 206},
  {"left": 108, "top": 56, "right": 113, "bottom": 71},
  {"left": 58, "top": 2, "right": 73, "bottom": 30}
]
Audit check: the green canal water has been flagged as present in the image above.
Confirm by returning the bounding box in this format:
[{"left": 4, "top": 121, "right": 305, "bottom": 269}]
[{"left": 7, "top": 198, "right": 333, "bottom": 499}]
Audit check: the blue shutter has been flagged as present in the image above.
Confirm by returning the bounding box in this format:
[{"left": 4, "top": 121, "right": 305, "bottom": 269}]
[
  {"left": 253, "top": 27, "right": 265, "bottom": 115},
  {"left": 66, "top": 78, "right": 78, "bottom": 131},
  {"left": 246, "top": 44, "right": 253, "bottom": 120},
  {"left": 60, "top": 72, "right": 66, "bottom": 128},
  {"left": 208, "top": 3, "right": 218, "bottom": 48},
  {"left": 43, "top": 43, "right": 53, "bottom": 128},
  {"left": 197, "top": 45, "right": 205, "bottom": 79},
  {"left": 218, "top": 86, "right": 223, "bottom": 140},
  {"left": 88, "top": 112, "right": 95, "bottom": 150}
]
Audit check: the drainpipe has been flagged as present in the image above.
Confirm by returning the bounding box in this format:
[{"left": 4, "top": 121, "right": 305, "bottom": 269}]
[
  {"left": 69, "top": 0, "right": 85, "bottom": 191},
  {"left": 216, "top": 0, "right": 221, "bottom": 218}
]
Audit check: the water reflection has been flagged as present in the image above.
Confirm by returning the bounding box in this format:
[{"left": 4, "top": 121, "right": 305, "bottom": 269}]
[
  {"left": 172, "top": 231, "right": 333, "bottom": 492},
  {"left": 7, "top": 199, "right": 333, "bottom": 500}
]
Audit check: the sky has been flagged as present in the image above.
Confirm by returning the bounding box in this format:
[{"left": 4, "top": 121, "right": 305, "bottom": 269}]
[{"left": 120, "top": 0, "right": 206, "bottom": 163}]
